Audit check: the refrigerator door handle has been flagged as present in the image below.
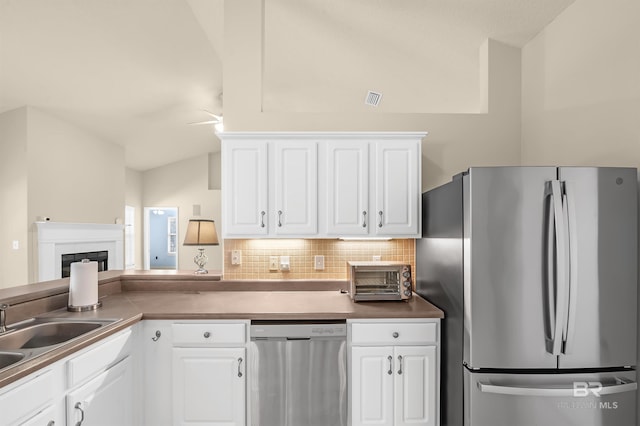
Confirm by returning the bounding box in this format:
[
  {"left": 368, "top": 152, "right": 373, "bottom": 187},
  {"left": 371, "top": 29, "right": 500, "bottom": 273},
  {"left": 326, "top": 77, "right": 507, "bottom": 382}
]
[
  {"left": 548, "top": 180, "right": 569, "bottom": 356},
  {"left": 563, "top": 183, "right": 579, "bottom": 354},
  {"left": 478, "top": 380, "right": 637, "bottom": 397}
]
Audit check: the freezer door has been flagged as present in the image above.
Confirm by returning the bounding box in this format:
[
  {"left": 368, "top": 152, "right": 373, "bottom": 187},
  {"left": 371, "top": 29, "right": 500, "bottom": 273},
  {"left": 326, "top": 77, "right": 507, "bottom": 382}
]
[
  {"left": 465, "top": 369, "right": 637, "bottom": 426},
  {"left": 465, "top": 167, "right": 558, "bottom": 369},
  {"left": 558, "top": 167, "right": 637, "bottom": 368}
]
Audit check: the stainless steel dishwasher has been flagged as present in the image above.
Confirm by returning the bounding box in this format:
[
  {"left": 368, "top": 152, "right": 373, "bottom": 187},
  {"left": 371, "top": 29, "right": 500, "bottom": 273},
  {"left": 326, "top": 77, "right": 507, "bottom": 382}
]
[{"left": 249, "top": 321, "right": 347, "bottom": 426}]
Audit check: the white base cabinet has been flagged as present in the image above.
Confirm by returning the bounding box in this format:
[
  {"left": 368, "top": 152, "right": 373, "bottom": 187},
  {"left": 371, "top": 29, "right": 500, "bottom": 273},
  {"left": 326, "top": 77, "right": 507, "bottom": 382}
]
[
  {"left": 0, "top": 324, "right": 138, "bottom": 426},
  {"left": 173, "top": 347, "right": 246, "bottom": 426},
  {"left": 350, "top": 319, "right": 440, "bottom": 426},
  {"left": 66, "top": 356, "right": 133, "bottom": 426},
  {"left": 143, "top": 320, "right": 249, "bottom": 426}
]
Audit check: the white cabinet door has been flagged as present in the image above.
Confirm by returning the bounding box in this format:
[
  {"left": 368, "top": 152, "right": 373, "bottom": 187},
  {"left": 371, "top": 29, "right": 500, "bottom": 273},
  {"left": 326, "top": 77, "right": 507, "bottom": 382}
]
[
  {"left": 351, "top": 346, "right": 394, "bottom": 426},
  {"left": 172, "top": 347, "right": 246, "bottom": 426},
  {"left": 66, "top": 356, "right": 134, "bottom": 426},
  {"left": 373, "top": 141, "right": 421, "bottom": 236},
  {"left": 273, "top": 141, "right": 318, "bottom": 235},
  {"left": 143, "top": 321, "right": 173, "bottom": 426},
  {"left": 326, "top": 141, "right": 370, "bottom": 236},
  {"left": 394, "top": 346, "right": 437, "bottom": 426},
  {"left": 223, "top": 140, "right": 269, "bottom": 236}
]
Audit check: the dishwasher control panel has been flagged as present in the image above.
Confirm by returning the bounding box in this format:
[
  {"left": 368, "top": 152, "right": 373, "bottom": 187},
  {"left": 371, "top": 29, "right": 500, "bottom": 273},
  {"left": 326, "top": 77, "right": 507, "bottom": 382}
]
[{"left": 250, "top": 321, "right": 347, "bottom": 339}]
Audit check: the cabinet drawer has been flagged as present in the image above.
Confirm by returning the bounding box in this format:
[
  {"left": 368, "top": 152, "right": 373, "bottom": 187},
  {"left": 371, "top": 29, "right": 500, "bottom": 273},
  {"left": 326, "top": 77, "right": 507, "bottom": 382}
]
[
  {"left": 0, "top": 369, "right": 53, "bottom": 425},
  {"left": 351, "top": 322, "right": 437, "bottom": 345},
  {"left": 67, "top": 328, "right": 132, "bottom": 388},
  {"left": 172, "top": 323, "right": 246, "bottom": 346}
]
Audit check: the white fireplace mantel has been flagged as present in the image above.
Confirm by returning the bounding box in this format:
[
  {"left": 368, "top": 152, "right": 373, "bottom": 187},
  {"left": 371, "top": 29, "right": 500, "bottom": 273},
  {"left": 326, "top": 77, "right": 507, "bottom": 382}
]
[{"left": 35, "top": 222, "right": 125, "bottom": 282}]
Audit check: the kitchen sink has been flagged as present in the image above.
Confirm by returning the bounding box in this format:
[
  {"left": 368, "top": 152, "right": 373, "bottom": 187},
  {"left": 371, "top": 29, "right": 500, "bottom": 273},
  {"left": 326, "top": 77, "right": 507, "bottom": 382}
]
[
  {"left": 0, "top": 321, "right": 104, "bottom": 350},
  {"left": 0, "top": 352, "right": 24, "bottom": 370},
  {"left": 0, "top": 317, "right": 118, "bottom": 373}
]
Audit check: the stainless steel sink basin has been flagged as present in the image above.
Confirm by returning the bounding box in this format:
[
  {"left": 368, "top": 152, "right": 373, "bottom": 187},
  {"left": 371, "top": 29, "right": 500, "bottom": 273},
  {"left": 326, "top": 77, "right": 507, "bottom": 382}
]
[
  {"left": 0, "top": 321, "right": 103, "bottom": 350},
  {"left": 0, "top": 317, "right": 118, "bottom": 373},
  {"left": 0, "top": 352, "right": 24, "bottom": 370}
]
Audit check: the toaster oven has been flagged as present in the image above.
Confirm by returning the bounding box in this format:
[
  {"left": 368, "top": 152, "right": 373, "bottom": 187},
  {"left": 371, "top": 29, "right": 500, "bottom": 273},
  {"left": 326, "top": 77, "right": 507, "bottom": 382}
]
[{"left": 348, "top": 261, "right": 412, "bottom": 301}]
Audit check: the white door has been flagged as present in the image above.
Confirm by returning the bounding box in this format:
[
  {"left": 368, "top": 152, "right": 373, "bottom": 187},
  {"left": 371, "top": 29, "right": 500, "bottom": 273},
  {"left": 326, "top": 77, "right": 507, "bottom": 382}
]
[
  {"left": 223, "top": 140, "right": 269, "bottom": 236},
  {"left": 273, "top": 141, "right": 318, "bottom": 235},
  {"left": 172, "top": 347, "right": 246, "bottom": 426},
  {"left": 326, "top": 141, "right": 370, "bottom": 236},
  {"left": 394, "top": 346, "right": 437, "bottom": 426},
  {"left": 373, "top": 141, "right": 420, "bottom": 236},
  {"left": 66, "top": 357, "right": 134, "bottom": 426},
  {"left": 351, "top": 346, "right": 394, "bottom": 426}
]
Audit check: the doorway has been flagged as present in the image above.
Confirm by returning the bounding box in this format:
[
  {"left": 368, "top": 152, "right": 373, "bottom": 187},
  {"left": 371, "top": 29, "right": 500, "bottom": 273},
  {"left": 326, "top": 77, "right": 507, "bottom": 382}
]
[{"left": 144, "top": 207, "right": 178, "bottom": 270}]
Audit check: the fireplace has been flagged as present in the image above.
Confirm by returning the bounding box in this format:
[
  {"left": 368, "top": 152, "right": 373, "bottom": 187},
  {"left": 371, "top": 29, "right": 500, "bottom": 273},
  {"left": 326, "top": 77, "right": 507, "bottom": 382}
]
[
  {"left": 61, "top": 250, "right": 108, "bottom": 278},
  {"left": 36, "top": 222, "right": 124, "bottom": 282}
]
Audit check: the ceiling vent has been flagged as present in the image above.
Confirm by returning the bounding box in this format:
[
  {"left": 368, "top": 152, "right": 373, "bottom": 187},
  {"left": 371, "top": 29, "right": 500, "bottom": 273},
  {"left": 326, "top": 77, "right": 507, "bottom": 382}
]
[{"left": 365, "top": 91, "right": 382, "bottom": 107}]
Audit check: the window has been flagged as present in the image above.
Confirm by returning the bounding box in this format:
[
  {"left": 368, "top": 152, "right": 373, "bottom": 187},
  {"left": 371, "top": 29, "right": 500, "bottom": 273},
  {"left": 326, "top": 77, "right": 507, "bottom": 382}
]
[{"left": 168, "top": 216, "right": 177, "bottom": 255}]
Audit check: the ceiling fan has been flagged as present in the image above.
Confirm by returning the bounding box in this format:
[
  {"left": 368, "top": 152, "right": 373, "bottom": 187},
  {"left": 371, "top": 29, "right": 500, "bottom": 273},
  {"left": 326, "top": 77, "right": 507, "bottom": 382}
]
[{"left": 189, "top": 109, "right": 224, "bottom": 131}]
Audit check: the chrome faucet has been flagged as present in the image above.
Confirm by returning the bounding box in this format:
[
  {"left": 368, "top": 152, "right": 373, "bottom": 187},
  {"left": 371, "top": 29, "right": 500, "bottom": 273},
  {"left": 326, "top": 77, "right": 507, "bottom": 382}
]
[{"left": 0, "top": 303, "right": 8, "bottom": 333}]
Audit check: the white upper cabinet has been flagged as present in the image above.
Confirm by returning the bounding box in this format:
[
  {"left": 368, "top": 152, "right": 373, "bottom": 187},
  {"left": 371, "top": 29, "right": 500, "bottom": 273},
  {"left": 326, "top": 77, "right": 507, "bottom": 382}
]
[
  {"left": 220, "top": 132, "right": 425, "bottom": 239},
  {"left": 273, "top": 140, "right": 318, "bottom": 235},
  {"left": 222, "top": 140, "right": 269, "bottom": 236},
  {"left": 373, "top": 140, "right": 421, "bottom": 237},
  {"left": 325, "top": 141, "right": 370, "bottom": 236}
]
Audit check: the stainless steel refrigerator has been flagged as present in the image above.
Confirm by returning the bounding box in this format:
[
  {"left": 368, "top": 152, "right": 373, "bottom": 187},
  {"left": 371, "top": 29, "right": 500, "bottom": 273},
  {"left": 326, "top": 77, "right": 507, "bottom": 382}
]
[{"left": 416, "top": 167, "right": 638, "bottom": 426}]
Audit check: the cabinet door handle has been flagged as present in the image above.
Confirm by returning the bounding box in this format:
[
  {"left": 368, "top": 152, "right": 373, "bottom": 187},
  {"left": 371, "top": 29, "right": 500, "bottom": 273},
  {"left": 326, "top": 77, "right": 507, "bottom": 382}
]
[
  {"left": 362, "top": 211, "right": 367, "bottom": 228},
  {"left": 238, "top": 357, "right": 244, "bottom": 378},
  {"left": 378, "top": 211, "right": 384, "bottom": 228},
  {"left": 277, "top": 210, "right": 283, "bottom": 227},
  {"left": 47, "top": 422, "right": 55, "bottom": 426},
  {"left": 151, "top": 330, "right": 161, "bottom": 341},
  {"left": 203, "top": 331, "right": 211, "bottom": 338},
  {"left": 75, "top": 402, "right": 85, "bottom": 426},
  {"left": 397, "top": 355, "right": 403, "bottom": 375},
  {"left": 260, "top": 211, "right": 266, "bottom": 228},
  {"left": 387, "top": 355, "right": 393, "bottom": 375}
]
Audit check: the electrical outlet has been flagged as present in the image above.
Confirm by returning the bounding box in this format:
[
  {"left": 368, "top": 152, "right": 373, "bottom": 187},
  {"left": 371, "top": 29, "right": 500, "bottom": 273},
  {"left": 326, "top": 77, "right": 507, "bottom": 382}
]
[
  {"left": 314, "top": 255, "right": 325, "bottom": 270},
  {"left": 269, "top": 256, "right": 279, "bottom": 271},
  {"left": 372, "top": 255, "right": 381, "bottom": 261},
  {"left": 231, "top": 250, "right": 242, "bottom": 265}
]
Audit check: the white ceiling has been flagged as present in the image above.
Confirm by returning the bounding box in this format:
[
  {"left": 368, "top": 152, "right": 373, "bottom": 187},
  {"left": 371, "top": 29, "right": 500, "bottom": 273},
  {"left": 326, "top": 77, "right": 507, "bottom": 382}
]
[{"left": 0, "top": 0, "right": 575, "bottom": 171}]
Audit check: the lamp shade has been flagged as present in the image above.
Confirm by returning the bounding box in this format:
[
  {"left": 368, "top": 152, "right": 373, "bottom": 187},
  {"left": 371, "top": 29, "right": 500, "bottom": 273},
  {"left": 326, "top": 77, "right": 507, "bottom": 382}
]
[{"left": 183, "top": 219, "right": 219, "bottom": 246}]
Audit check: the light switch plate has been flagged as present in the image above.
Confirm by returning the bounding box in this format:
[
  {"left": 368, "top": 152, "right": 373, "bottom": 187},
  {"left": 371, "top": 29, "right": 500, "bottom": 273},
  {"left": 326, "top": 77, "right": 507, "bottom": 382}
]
[
  {"left": 314, "top": 255, "right": 324, "bottom": 270},
  {"left": 280, "top": 256, "right": 290, "bottom": 271}
]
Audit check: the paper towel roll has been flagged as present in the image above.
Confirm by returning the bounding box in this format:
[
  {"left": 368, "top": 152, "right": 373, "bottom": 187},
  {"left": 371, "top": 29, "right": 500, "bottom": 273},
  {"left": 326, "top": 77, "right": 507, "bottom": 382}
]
[{"left": 68, "top": 260, "right": 98, "bottom": 308}]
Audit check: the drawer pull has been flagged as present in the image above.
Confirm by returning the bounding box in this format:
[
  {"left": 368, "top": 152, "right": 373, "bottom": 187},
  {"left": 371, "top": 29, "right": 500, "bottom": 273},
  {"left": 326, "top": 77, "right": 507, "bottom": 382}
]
[
  {"left": 238, "top": 357, "right": 244, "bottom": 378},
  {"left": 74, "top": 402, "right": 85, "bottom": 426},
  {"left": 203, "top": 331, "right": 211, "bottom": 339},
  {"left": 392, "top": 332, "right": 399, "bottom": 338},
  {"left": 387, "top": 355, "right": 393, "bottom": 375}
]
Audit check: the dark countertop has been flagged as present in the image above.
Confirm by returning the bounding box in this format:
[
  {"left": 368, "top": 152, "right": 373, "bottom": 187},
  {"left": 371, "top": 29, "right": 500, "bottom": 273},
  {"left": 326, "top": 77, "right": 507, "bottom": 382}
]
[{"left": 0, "top": 272, "right": 443, "bottom": 388}]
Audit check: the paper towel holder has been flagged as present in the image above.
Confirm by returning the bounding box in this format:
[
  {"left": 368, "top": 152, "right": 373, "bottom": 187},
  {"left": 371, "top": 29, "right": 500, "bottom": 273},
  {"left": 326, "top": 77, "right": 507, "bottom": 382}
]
[{"left": 67, "top": 259, "right": 102, "bottom": 312}]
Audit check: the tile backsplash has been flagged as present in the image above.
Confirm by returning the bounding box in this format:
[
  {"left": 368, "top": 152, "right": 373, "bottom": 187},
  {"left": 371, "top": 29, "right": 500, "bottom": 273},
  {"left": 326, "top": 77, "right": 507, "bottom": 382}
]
[{"left": 223, "top": 239, "right": 415, "bottom": 280}]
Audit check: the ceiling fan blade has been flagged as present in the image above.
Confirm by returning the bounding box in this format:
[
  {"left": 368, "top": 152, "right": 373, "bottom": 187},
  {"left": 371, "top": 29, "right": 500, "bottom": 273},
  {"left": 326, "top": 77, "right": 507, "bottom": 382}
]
[
  {"left": 188, "top": 119, "right": 220, "bottom": 125},
  {"left": 201, "top": 109, "right": 222, "bottom": 120}
]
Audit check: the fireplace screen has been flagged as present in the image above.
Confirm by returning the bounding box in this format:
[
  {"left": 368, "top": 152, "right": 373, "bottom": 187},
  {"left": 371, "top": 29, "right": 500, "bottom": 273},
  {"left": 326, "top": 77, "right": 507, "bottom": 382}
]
[{"left": 61, "top": 251, "right": 108, "bottom": 278}]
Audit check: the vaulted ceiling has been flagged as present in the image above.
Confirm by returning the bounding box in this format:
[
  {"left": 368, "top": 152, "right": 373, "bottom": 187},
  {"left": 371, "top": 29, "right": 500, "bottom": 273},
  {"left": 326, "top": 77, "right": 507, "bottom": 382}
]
[{"left": 0, "top": 0, "right": 575, "bottom": 171}]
